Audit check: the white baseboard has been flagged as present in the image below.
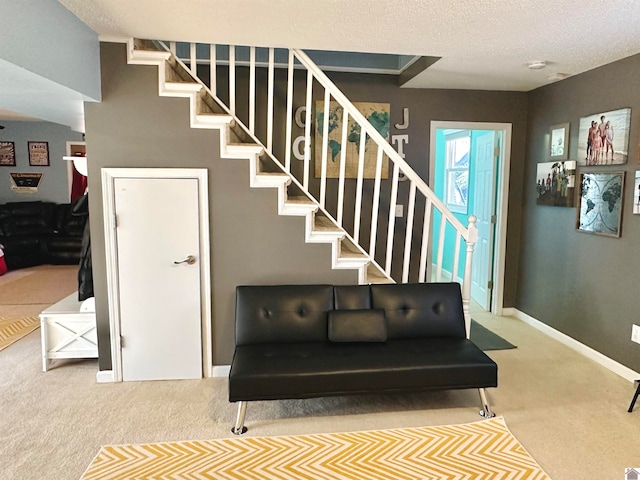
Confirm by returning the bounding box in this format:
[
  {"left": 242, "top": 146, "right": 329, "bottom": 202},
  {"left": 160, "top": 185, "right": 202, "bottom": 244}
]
[
  {"left": 96, "top": 370, "right": 115, "bottom": 383},
  {"left": 211, "top": 365, "right": 231, "bottom": 377},
  {"left": 501, "top": 307, "right": 516, "bottom": 317},
  {"left": 510, "top": 309, "right": 640, "bottom": 383}
]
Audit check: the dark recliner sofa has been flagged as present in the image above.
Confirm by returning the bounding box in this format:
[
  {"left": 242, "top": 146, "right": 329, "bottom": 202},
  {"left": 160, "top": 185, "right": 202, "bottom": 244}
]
[
  {"left": 0, "top": 201, "right": 84, "bottom": 270},
  {"left": 228, "top": 282, "right": 498, "bottom": 434}
]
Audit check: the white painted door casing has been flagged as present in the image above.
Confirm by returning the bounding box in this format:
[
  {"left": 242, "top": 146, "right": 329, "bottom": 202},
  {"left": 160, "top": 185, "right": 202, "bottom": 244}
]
[{"left": 102, "top": 168, "right": 212, "bottom": 382}]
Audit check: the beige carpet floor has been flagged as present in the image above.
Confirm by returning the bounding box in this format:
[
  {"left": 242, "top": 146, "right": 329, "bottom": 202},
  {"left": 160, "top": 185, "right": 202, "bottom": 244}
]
[
  {"left": 80, "top": 416, "right": 550, "bottom": 479},
  {"left": 0, "top": 265, "right": 77, "bottom": 318},
  {"left": 1, "top": 266, "right": 639, "bottom": 479}
]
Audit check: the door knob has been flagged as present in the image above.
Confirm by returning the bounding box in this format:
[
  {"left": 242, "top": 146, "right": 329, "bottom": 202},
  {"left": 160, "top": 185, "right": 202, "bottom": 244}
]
[{"left": 174, "top": 255, "right": 196, "bottom": 265}]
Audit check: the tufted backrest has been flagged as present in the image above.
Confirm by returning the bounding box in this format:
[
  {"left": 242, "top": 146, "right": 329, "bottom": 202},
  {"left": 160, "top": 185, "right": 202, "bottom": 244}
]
[
  {"left": 333, "top": 285, "right": 371, "bottom": 310},
  {"left": 235, "top": 285, "right": 334, "bottom": 346},
  {"left": 370, "top": 283, "right": 466, "bottom": 339}
]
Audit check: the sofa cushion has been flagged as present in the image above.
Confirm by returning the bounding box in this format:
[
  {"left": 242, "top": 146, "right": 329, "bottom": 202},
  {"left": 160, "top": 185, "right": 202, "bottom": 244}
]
[
  {"left": 370, "top": 283, "right": 466, "bottom": 340},
  {"left": 328, "top": 309, "right": 387, "bottom": 342},
  {"left": 229, "top": 338, "right": 497, "bottom": 402},
  {"left": 235, "top": 285, "right": 334, "bottom": 346}
]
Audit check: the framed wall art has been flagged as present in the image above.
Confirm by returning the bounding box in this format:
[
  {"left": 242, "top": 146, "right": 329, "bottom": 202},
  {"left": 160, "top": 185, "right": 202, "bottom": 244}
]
[
  {"left": 633, "top": 171, "right": 640, "bottom": 215},
  {"left": 314, "top": 101, "right": 390, "bottom": 179},
  {"left": 28, "top": 141, "right": 49, "bottom": 166},
  {"left": 536, "top": 160, "right": 576, "bottom": 207},
  {"left": 0, "top": 141, "right": 16, "bottom": 166},
  {"left": 577, "top": 107, "right": 631, "bottom": 166},
  {"left": 549, "top": 123, "right": 569, "bottom": 160},
  {"left": 576, "top": 171, "right": 625, "bottom": 237}
]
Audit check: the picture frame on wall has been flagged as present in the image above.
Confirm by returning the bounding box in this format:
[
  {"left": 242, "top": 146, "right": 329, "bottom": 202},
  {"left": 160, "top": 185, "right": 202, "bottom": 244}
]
[
  {"left": 549, "top": 123, "right": 569, "bottom": 160},
  {"left": 314, "top": 101, "right": 390, "bottom": 179},
  {"left": 28, "top": 141, "right": 50, "bottom": 166},
  {"left": 633, "top": 171, "right": 640, "bottom": 215},
  {"left": 535, "top": 160, "right": 576, "bottom": 207},
  {"left": 0, "top": 141, "right": 16, "bottom": 166},
  {"left": 577, "top": 107, "right": 631, "bottom": 166},
  {"left": 576, "top": 171, "right": 625, "bottom": 237}
]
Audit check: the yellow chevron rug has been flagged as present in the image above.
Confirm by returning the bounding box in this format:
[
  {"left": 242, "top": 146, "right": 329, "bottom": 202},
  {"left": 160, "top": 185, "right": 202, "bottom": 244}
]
[
  {"left": 0, "top": 316, "right": 39, "bottom": 351},
  {"left": 81, "top": 416, "right": 551, "bottom": 479}
]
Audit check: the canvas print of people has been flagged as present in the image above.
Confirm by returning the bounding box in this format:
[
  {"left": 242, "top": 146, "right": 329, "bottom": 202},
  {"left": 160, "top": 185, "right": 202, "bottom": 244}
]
[
  {"left": 536, "top": 160, "right": 576, "bottom": 207},
  {"left": 577, "top": 108, "right": 631, "bottom": 166}
]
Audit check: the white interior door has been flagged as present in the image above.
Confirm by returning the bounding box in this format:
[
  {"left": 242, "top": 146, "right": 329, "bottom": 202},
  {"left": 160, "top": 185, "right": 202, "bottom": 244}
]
[
  {"left": 470, "top": 131, "right": 498, "bottom": 310},
  {"left": 110, "top": 174, "right": 205, "bottom": 381}
]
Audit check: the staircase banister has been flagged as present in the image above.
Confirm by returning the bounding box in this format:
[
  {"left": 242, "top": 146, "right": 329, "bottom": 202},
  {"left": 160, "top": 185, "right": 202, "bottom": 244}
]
[{"left": 292, "top": 48, "right": 470, "bottom": 239}]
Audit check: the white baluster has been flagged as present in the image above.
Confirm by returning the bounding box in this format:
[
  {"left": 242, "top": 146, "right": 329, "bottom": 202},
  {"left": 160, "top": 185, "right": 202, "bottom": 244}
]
[
  {"left": 303, "top": 70, "right": 313, "bottom": 190},
  {"left": 267, "top": 48, "right": 274, "bottom": 153},
  {"left": 170, "top": 41, "right": 176, "bottom": 56},
  {"left": 189, "top": 43, "right": 197, "bottom": 76},
  {"left": 418, "top": 198, "right": 433, "bottom": 282},
  {"left": 462, "top": 216, "right": 478, "bottom": 338},
  {"left": 229, "top": 45, "right": 236, "bottom": 115},
  {"left": 385, "top": 163, "right": 400, "bottom": 276},
  {"left": 249, "top": 47, "right": 255, "bottom": 134},
  {"left": 209, "top": 44, "right": 216, "bottom": 96},
  {"left": 369, "top": 146, "right": 384, "bottom": 260},
  {"left": 402, "top": 180, "right": 416, "bottom": 283},
  {"left": 436, "top": 216, "right": 446, "bottom": 282},
  {"left": 284, "top": 50, "right": 294, "bottom": 172},
  {"left": 452, "top": 234, "right": 461, "bottom": 283},
  {"left": 337, "top": 111, "right": 349, "bottom": 227},
  {"left": 353, "top": 128, "right": 367, "bottom": 243},
  {"left": 320, "top": 90, "right": 331, "bottom": 208}
]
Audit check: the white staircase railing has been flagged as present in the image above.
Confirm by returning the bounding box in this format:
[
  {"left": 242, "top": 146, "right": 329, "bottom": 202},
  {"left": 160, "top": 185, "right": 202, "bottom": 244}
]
[{"left": 153, "top": 40, "right": 478, "bottom": 333}]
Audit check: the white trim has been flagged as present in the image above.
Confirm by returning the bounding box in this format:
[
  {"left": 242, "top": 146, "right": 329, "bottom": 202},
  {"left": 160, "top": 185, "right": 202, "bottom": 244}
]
[
  {"left": 96, "top": 370, "right": 115, "bottom": 383},
  {"left": 510, "top": 309, "right": 640, "bottom": 383},
  {"left": 429, "top": 121, "right": 512, "bottom": 316},
  {"left": 101, "top": 168, "right": 212, "bottom": 381},
  {"left": 211, "top": 365, "right": 231, "bottom": 377},
  {"left": 99, "top": 36, "right": 130, "bottom": 44}
]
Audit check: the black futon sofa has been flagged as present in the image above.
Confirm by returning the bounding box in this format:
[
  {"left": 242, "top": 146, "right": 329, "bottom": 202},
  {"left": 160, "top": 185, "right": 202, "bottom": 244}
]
[
  {"left": 0, "top": 201, "right": 84, "bottom": 270},
  {"left": 228, "top": 282, "right": 498, "bottom": 434}
]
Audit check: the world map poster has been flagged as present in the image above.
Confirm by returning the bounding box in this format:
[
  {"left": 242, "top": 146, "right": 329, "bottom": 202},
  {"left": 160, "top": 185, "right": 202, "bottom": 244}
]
[
  {"left": 314, "top": 101, "right": 390, "bottom": 179},
  {"left": 577, "top": 171, "right": 625, "bottom": 237}
]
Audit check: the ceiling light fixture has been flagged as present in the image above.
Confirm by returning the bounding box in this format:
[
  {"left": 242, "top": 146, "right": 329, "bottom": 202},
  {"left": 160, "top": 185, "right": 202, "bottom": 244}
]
[{"left": 527, "top": 60, "right": 547, "bottom": 70}]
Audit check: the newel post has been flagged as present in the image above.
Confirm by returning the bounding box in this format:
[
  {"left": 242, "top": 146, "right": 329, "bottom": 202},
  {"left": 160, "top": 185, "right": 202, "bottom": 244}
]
[{"left": 462, "top": 215, "right": 478, "bottom": 339}]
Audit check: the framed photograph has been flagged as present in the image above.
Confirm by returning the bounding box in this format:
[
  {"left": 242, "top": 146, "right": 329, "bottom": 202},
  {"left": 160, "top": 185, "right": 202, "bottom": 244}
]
[
  {"left": 633, "top": 171, "right": 640, "bottom": 215},
  {"left": 0, "top": 141, "right": 16, "bottom": 166},
  {"left": 577, "top": 107, "right": 631, "bottom": 166},
  {"left": 550, "top": 123, "right": 569, "bottom": 160},
  {"left": 28, "top": 141, "right": 49, "bottom": 166},
  {"left": 577, "top": 171, "right": 625, "bottom": 237},
  {"left": 536, "top": 160, "right": 576, "bottom": 207}
]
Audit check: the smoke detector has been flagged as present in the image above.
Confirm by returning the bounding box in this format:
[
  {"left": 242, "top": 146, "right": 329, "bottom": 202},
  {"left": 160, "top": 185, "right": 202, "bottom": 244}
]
[{"left": 527, "top": 60, "right": 547, "bottom": 70}]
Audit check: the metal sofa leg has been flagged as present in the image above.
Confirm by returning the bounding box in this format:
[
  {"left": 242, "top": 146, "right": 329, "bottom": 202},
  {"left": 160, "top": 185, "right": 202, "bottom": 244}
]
[
  {"left": 478, "top": 388, "right": 496, "bottom": 418},
  {"left": 628, "top": 380, "right": 640, "bottom": 413},
  {"left": 231, "top": 401, "right": 248, "bottom": 435}
]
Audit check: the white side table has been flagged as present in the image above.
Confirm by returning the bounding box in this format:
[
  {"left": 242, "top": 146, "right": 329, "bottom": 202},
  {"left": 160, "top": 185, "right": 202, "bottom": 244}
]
[{"left": 39, "top": 292, "right": 98, "bottom": 371}]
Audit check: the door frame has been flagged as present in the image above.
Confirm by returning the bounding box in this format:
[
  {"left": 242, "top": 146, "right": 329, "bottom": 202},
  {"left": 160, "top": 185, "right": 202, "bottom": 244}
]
[
  {"left": 102, "top": 168, "right": 212, "bottom": 382},
  {"left": 429, "top": 121, "right": 512, "bottom": 315}
]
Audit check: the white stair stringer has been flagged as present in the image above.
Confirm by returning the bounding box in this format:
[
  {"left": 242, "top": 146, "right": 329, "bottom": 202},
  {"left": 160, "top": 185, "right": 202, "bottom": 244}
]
[{"left": 125, "top": 39, "right": 395, "bottom": 285}]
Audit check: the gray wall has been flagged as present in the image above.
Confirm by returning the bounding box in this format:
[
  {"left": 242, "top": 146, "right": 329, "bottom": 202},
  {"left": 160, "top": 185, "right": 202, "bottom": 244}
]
[
  {"left": 0, "top": 121, "right": 83, "bottom": 204},
  {"left": 517, "top": 53, "right": 640, "bottom": 372},
  {"left": 84, "top": 43, "right": 357, "bottom": 369}
]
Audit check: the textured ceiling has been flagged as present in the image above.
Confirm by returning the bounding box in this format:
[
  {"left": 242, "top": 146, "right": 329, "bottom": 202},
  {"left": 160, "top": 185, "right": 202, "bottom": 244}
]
[{"left": 58, "top": 0, "right": 640, "bottom": 91}]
